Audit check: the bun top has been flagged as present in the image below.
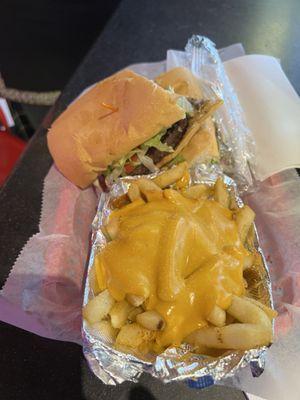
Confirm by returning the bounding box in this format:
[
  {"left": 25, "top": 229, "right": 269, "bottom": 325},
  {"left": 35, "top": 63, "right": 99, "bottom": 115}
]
[
  {"left": 47, "top": 69, "right": 185, "bottom": 188},
  {"left": 155, "top": 67, "right": 203, "bottom": 99}
]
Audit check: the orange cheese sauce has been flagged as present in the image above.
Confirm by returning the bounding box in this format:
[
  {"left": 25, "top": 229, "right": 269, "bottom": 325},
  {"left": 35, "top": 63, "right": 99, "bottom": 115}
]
[
  {"left": 97, "top": 192, "right": 246, "bottom": 348},
  {"left": 175, "top": 170, "right": 190, "bottom": 189}
]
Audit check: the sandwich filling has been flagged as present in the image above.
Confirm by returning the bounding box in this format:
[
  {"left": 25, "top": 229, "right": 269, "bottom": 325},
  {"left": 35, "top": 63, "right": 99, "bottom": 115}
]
[{"left": 104, "top": 98, "right": 204, "bottom": 183}]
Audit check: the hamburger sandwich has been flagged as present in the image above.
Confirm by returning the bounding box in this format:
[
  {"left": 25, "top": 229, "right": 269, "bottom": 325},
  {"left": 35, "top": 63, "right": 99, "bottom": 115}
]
[{"left": 47, "top": 69, "right": 221, "bottom": 189}]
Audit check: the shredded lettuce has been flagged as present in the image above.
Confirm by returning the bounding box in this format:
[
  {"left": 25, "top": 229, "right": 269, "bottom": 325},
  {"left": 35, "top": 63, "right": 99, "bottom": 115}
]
[
  {"left": 176, "top": 96, "right": 194, "bottom": 114},
  {"left": 105, "top": 148, "right": 147, "bottom": 182},
  {"left": 105, "top": 117, "right": 189, "bottom": 181},
  {"left": 105, "top": 154, "right": 128, "bottom": 179},
  {"left": 209, "top": 158, "right": 219, "bottom": 165},
  {"left": 103, "top": 165, "right": 113, "bottom": 177},
  {"left": 137, "top": 153, "right": 158, "bottom": 173},
  {"left": 111, "top": 150, "right": 141, "bottom": 170},
  {"left": 166, "top": 86, "right": 175, "bottom": 94},
  {"left": 141, "top": 130, "right": 173, "bottom": 153}
]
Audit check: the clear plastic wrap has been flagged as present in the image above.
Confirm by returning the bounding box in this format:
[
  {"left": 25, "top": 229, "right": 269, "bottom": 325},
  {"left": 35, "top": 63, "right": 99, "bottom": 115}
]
[{"left": 185, "top": 35, "right": 256, "bottom": 191}]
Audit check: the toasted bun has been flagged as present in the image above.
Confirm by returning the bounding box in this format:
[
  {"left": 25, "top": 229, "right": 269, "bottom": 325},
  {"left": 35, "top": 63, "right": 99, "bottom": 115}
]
[
  {"left": 47, "top": 69, "right": 185, "bottom": 188},
  {"left": 155, "top": 67, "right": 203, "bottom": 99},
  {"left": 181, "top": 118, "right": 219, "bottom": 164}
]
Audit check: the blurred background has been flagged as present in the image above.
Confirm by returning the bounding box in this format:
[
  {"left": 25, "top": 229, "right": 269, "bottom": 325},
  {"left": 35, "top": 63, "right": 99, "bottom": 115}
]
[
  {"left": 1, "top": 0, "right": 300, "bottom": 187},
  {"left": 0, "top": 0, "right": 121, "bottom": 186},
  {"left": 1, "top": 0, "right": 121, "bottom": 127}
]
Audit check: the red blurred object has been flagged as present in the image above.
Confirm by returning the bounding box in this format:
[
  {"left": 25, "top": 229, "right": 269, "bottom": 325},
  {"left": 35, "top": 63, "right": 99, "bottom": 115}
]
[
  {"left": 0, "top": 106, "right": 26, "bottom": 185},
  {"left": 0, "top": 107, "right": 11, "bottom": 133}
]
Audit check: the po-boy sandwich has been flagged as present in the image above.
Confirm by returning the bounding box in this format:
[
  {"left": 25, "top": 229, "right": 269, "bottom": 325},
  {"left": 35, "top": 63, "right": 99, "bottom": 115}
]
[{"left": 47, "top": 69, "right": 221, "bottom": 189}]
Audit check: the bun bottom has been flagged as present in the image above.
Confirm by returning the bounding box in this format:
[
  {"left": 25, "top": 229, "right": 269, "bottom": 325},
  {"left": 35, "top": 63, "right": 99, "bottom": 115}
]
[{"left": 181, "top": 117, "right": 219, "bottom": 164}]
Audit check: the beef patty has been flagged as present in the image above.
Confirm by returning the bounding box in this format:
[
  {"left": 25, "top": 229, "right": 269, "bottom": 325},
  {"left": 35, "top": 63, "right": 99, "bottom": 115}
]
[{"left": 131, "top": 117, "right": 189, "bottom": 175}]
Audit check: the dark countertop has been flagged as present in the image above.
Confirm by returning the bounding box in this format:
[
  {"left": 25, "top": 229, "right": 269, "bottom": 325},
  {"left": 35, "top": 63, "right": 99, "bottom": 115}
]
[{"left": 1, "top": 0, "right": 300, "bottom": 398}]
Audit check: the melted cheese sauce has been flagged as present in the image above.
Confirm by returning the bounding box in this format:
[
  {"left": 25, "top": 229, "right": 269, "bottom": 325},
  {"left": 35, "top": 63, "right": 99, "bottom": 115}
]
[{"left": 98, "top": 193, "right": 246, "bottom": 348}]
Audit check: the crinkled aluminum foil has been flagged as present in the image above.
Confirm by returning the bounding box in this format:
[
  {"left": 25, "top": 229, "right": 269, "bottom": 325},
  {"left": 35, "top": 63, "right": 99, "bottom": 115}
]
[
  {"left": 82, "top": 166, "right": 274, "bottom": 387},
  {"left": 185, "top": 35, "right": 256, "bottom": 192}
]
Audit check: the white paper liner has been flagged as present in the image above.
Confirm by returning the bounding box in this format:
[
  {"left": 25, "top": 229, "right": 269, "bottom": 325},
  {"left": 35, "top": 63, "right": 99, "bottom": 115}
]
[{"left": 0, "top": 166, "right": 98, "bottom": 342}]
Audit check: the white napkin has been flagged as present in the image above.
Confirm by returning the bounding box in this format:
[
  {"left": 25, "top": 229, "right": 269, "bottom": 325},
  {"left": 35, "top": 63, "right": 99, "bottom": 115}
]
[{"left": 224, "top": 55, "right": 300, "bottom": 180}]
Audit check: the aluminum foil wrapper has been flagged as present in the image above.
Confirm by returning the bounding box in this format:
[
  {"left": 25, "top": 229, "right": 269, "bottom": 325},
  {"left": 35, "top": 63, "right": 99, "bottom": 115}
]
[
  {"left": 185, "top": 35, "right": 256, "bottom": 192},
  {"left": 82, "top": 166, "right": 274, "bottom": 386}
]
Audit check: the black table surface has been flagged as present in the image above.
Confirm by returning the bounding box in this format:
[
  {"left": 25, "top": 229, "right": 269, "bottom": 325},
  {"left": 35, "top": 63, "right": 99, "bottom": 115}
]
[{"left": 1, "top": 0, "right": 300, "bottom": 399}]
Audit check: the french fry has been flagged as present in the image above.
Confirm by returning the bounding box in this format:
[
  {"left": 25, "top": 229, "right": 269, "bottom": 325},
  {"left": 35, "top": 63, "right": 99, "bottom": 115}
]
[
  {"left": 243, "top": 253, "right": 254, "bottom": 270},
  {"left": 225, "top": 313, "right": 235, "bottom": 325},
  {"left": 163, "top": 188, "right": 199, "bottom": 212},
  {"left": 91, "top": 321, "right": 118, "bottom": 343},
  {"left": 246, "top": 224, "right": 255, "bottom": 248},
  {"left": 111, "top": 194, "right": 130, "bottom": 209},
  {"left": 118, "top": 212, "right": 168, "bottom": 233},
  {"left": 243, "top": 296, "right": 277, "bottom": 320},
  {"left": 207, "top": 305, "right": 226, "bottom": 327},
  {"left": 109, "top": 300, "right": 133, "bottom": 329},
  {"left": 189, "top": 295, "right": 272, "bottom": 349},
  {"left": 182, "top": 184, "right": 209, "bottom": 200},
  {"left": 190, "top": 322, "right": 271, "bottom": 350},
  {"left": 153, "top": 162, "right": 188, "bottom": 188},
  {"left": 105, "top": 198, "right": 146, "bottom": 237},
  {"left": 214, "top": 177, "right": 229, "bottom": 208},
  {"left": 115, "top": 323, "right": 155, "bottom": 353},
  {"left": 227, "top": 295, "right": 271, "bottom": 328},
  {"left": 135, "top": 178, "right": 162, "bottom": 194},
  {"left": 126, "top": 294, "right": 145, "bottom": 307},
  {"left": 184, "top": 331, "right": 221, "bottom": 357},
  {"left": 136, "top": 311, "right": 165, "bottom": 331},
  {"left": 94, "top": 254, "right": 107, "bottom": 292},
  {"left": 109, "top": 198, "right": 145, "bottom": 219},
  {"left": 184, "top": 329, "right": 203, "bottom": 346},
  {"left": 114, "top": 198, "right": 176, "bottom": 219},
  {"left": 175, "top": 170, "right": 190, "bottom": 190},
  {"left": 105, "top": 217, "right": 119, "bottom": 240},
  {"left": 128, "top": 183, "right": 141, "bottom": 202},
  {"left": 89, "top": 265, "right": 101, "bottom": 295},
  {"left": 235, "top": 205, "right": 255, "bottom": 243},
  {"left": 142, "top": 190, "right": 164, "bottom": 202},
  {"left": 83, "top": 289, "right": 115, "bottom": 324},
  {"left": 128, "top": 307, "right": 143, "bottom": 322},
  {"left": 101, "top": 226, "right": 111, "bottom": 241},
  {"left": 157, "top": 216, "right": 187, "bottom": 301}
]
